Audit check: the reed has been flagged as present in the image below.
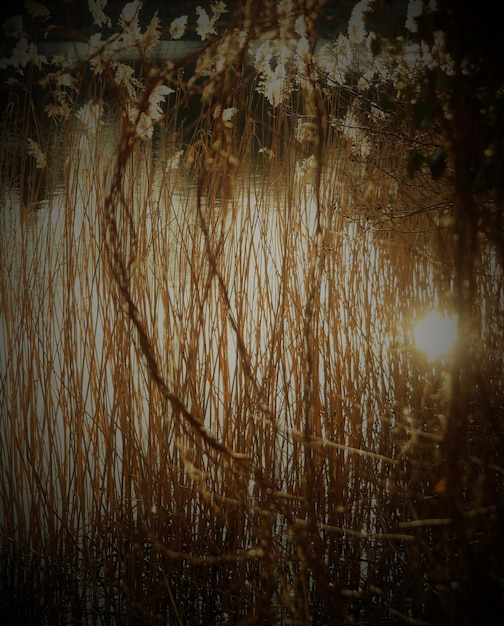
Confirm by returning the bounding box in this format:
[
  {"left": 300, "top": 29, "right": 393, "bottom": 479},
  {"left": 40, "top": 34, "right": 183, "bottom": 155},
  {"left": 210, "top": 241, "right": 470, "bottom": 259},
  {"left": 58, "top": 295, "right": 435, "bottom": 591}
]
[{"left": 1, "top": 2, "right": 503, "bottom": 624}]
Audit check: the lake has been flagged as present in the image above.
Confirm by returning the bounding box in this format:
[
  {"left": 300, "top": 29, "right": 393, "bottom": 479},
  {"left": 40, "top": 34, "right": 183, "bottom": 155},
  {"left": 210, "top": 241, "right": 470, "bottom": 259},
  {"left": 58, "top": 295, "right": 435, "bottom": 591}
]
[{"left": 1, "top": 30, "right": 502, "bottom": 624}]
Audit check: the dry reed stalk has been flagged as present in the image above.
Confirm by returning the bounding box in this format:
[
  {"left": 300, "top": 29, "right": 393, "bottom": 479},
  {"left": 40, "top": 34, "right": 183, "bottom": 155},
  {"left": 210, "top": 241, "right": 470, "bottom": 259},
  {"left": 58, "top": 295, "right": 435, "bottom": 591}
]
[{"left": 1, "top": 4, "right": 503, "bottom": 622}]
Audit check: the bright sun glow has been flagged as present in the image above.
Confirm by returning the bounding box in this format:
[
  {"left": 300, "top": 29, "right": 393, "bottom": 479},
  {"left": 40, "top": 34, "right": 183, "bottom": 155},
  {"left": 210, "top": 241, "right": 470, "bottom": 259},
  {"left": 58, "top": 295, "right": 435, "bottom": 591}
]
[{"left": 414, "top": 311, "right": 458, "bottom": 360}]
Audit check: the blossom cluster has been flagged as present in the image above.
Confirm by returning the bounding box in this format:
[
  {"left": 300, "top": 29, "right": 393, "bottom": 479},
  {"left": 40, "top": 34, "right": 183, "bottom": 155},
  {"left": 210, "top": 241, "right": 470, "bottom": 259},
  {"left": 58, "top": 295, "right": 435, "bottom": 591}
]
[
  {"left": 0, "top": 0, "right": 472, "bottom": 159},
  {"left": 0, "top": 1, "right": 230, "bottom": 141}
]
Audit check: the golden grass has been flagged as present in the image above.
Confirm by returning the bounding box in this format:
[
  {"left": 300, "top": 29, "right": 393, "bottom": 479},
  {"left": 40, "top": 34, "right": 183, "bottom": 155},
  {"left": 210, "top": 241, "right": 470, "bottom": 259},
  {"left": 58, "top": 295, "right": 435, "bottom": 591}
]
[{"left": 0, "top": 25, "right": 503, "bottom": 626}]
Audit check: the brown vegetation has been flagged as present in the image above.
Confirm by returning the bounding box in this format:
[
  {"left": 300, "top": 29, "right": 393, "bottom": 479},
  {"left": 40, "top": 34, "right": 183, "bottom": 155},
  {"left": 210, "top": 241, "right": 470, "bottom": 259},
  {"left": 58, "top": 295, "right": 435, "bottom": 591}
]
[{"left": 0, "top": 2, "right": 503, "bottom": 624}]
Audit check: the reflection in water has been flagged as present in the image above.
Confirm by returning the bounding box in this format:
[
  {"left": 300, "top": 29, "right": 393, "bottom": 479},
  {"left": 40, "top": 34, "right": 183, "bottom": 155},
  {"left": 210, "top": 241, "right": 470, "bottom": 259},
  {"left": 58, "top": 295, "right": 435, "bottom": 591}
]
[
  {"left": 0, "top": 120, "right": 433, "bottom": 516},
  {"left": 1, "top": 113, "right": 501, "bottom": 623},
  {"left": 2, "top": 130, "right": 381, "bottom": 471}
]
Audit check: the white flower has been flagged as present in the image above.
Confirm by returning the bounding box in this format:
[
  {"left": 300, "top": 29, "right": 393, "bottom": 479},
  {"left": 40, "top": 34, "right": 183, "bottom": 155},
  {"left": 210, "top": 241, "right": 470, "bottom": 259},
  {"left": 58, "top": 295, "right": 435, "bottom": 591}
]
[
  {"left": 348, "top": 0, "right": 372, "bottom": 43},
  {"left": 44, "top": 78, "right": 75, "bottom": 120},
  {"left": 294, "top": 37, "right": 313, "bottom": 90},
  {"left": 405, "top": 0, "right": 423, "bottom": 33},
  {"left": 295, "top": 15, "right": 308, "bottom": 38},
  {"left": 130, "top": 107, "right": 153, "bottom": 140},
  {"left": 295, "top": 154, "right": 317, "bottom": 182},
  {"left": 24, "top": 1, "right": 51, "bottom": 21},
  {"left": 129, "top": 84, "right": 174, "bottom": 140},
  {"left": 254, "top": 41, "right": 272, "bottom": 74},
  {"left": 165, "top": 149, "right": 184, "bottom": 172},
  {"left": 51, "top": 53, "right": 77, "bottom": 69},
  {"left": 8, "top": 37, "right": 47, "bottom": 73},
  {"left": 277, "top": 0, "right": 294, "bottom": 39},
  {"left": 211, "top": 1, "right": 228, "bottom": 18},
  {"left": 295, "top": 118, "right": 316, "bottom": 143},
  {"left": 45, "top": 102, "right": 71, "bottom": 120},
  {"left": 26, "top": 138, "right": 46, "bottom": 169},
  {"left": 295, "top": 118, "right": 306, "bottom": 143},
  {"left": 118, "top": 1, "right": 159, "bottom": 52},
  {"left": 254, "top": 40, "right": 295, "bottom": 108},
  {"left": 196, "top": 6, "right": 217, "bottom": 40},
  {"left": 213, "top": 38, "right": 231, "bottom": 73},
  {"left": 142, "top": 12, "right": 161, "bottom": 51},
  {"left": 75, "top": 101, "right": 103, "bottom": 136},
  {"left": 296, "top": 36, "right": 310, "bottom": 62},
  {"left": 121, "top": 0, "right": 141, "bottom": 23},
  {"left": 88, "top": 0, "right": 111, "bottom": 28},
  {"left": 114, "top": 63, "right": 143, "bottom": 98},
  {"left": 256, "top": 61, "right": 290, "bottom": 108},
  {"left": 87, "top": 32, "right": 117, "bottom": 73},
  {"left": 6, "top": 38, "right": 29, "bottom": 68},
  {"left": 221, "top": 106, "right": 237, "bottom": 122},
  {"left": 45, "top": 90, "right": 72, "bottom": 121},
  {"left": 213, "top": 105, "right": 238, "bottom": 127},
  {"left": 149, "top": 84, "right": 173, "bottom": 116},
  {"left": 169, "top": 15, "right": 187, "bottom": 40},
  {"left": 277, "top": 0, "right": 293, "bottom": 14},
  {"left": 120, "top": 0, "right": 142, "bottom": 47},
  {"left": 53, "top": 71, "right": 76, "bottom": 89}
]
